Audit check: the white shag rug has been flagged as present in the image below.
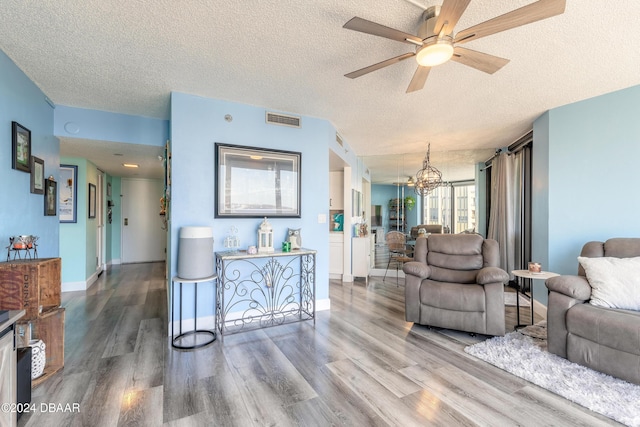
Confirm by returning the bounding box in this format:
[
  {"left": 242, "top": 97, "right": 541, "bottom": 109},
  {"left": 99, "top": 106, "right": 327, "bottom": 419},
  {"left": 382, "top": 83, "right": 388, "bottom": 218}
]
[{"left": 465, "top": 332, "right": 640, "bottom": 426}]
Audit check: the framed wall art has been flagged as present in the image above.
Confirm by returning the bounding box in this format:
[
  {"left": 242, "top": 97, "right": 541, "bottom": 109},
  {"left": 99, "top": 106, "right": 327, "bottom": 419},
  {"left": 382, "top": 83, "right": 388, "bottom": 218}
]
[
  {"left": 44, "top": 179, "right": 57, "bottom": 216},
  {"left": 88, "top": 183, "right": 96, "bottom": 219},
  {"left": 30, "top": 156, "right": 44, "bottom": 194},
  {"left": 12, "top": 121, "right": 31, "bottom": 173},
  {"left": 215, "top": 143, "right": 301, "bottom": 218},
  {"left": 59, "top": 164, "right": 78, "bottom": 223}
]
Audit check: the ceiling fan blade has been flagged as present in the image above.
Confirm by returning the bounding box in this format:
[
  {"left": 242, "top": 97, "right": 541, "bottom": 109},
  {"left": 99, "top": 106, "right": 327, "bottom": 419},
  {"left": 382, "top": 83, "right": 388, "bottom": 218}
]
[
  {"left": 343, "top": 17, "right": 423, "bottom": 45},
  {"left": 406, "top": 66, "right": 431, "bottom": 93},
  {"left": 451, "top": 47, "right": 509, "bottom": 74},
  {"left": 454, "top": 0, "right": 566, "bottom": 45},
  {"left": 434, "top": 0, "right": 471, "bottom": 35},
  {"left": 345, "top": 52, "right": 415, "bottom": 79}
]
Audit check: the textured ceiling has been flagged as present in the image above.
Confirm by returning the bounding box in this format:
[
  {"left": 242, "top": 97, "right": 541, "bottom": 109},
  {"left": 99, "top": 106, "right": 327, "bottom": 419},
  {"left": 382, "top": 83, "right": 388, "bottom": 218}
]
[{"left": 1, "top": 0, "right": 639, "bottom": 182}]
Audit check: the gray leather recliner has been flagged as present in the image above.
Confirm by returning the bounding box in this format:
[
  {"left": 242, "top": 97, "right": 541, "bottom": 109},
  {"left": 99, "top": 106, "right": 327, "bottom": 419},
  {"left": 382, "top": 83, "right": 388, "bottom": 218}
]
[
  {"left": 403, "top": 234, "right": 509, "bottom": 336},
  {"left": 545, "top": 238, "right": 640, "bottom": 385}
]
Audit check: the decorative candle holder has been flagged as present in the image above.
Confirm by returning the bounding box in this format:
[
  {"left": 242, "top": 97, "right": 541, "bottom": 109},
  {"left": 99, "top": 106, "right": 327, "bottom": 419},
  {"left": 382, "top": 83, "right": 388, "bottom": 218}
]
[
  {"left": 258, "top": 217, "right": 274, "bottom": 253},
  {"left": 528, "top": 262, "right": 542, "bottom": 273}
]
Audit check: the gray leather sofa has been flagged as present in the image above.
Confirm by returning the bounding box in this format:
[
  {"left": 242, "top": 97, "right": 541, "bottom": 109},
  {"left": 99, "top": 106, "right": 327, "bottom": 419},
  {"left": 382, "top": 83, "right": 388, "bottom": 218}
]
[
  {"left": 545, "top": 238, "right": 640, "bottom": 385},
  {"left": 403, "top": 234, "right": 509, "bottom": 336}
]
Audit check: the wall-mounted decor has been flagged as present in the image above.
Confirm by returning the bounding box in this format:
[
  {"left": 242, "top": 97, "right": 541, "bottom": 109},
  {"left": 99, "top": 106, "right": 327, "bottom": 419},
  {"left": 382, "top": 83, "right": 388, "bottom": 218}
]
[
  {"left": 12, "top": 121, "right": 31, "bottom": 173},
  {"left": 107, "top": 182, "right": 112, "bottom": 197},
  {"left": 59, "top": 165, "right": 78, "bottom": 223},
  {"left": 30, "top": 156, "right": 44, "bottom": 194},
  {"left": 88, "top": 183, "right": 96, "bottom": 218},
  {"left": 44, "top": 179, "right": 57, "bottom": 216},
  {"left": 215, "top": 143, "right": 301, "bottom": 218}
]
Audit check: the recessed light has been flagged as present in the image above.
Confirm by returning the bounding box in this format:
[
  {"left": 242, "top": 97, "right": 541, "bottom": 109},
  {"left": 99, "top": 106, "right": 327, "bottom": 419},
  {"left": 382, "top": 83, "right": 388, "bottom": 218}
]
[{"left": 123, "top": 163, "right": 139, "bottom": 168}]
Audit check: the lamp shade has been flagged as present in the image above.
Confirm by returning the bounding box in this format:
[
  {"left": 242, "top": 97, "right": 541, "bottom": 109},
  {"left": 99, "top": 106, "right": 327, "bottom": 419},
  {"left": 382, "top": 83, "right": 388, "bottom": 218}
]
[{"left": 177, "top": 226, "right": 214, "bottom": 279}]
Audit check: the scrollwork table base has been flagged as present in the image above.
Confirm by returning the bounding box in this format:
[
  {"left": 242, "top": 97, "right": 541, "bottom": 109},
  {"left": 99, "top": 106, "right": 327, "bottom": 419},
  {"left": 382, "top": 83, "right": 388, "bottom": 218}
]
[{"left": 215, "top": 249, "right": 316, "bottom": 341}]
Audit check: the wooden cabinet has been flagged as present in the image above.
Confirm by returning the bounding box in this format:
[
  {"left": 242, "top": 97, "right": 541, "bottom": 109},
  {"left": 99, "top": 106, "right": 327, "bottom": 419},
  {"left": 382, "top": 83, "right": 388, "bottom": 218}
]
[
  {"left": 0, "top": 258, "right": 64, "bottom": 386},
  {"left": 352, "top": 237, "right": 371, "bottom": 284},
  {"left": 329, "top": 171, "right": 344, "bottom": 209}
]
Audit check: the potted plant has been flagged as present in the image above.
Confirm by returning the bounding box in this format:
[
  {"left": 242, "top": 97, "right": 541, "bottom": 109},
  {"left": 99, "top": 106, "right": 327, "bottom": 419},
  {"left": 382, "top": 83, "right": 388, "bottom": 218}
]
[{"left": 404, "top": 195, "right": 416, "bottom": 211}]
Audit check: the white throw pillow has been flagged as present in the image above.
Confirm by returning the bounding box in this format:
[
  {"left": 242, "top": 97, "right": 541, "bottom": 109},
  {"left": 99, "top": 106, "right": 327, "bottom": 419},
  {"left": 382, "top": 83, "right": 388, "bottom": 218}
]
[{"left": 577, "top": 256, "right": 640, "bottom": 310}]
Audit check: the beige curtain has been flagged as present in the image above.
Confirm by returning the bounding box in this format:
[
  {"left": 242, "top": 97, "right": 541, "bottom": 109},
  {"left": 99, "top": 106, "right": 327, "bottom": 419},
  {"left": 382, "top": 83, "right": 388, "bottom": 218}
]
[{"left": 487, "top": 152, "right": 521, "bottom": 277}]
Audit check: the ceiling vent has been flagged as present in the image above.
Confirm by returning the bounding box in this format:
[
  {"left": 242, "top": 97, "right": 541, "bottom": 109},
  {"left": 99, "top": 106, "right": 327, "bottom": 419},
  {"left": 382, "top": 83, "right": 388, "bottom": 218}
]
[
  {"left": 265, "top": 112, "right": 301, "bottom": 128},
  {"left": 336, "top": 133, "right": 344, "bottom": 147}
]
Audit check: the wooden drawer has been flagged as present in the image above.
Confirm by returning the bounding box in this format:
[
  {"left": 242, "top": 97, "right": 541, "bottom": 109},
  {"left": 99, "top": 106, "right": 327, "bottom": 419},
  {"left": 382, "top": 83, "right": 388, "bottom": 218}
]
[{"left": 0, "top": 258, "right": 61, "bottom": 320}]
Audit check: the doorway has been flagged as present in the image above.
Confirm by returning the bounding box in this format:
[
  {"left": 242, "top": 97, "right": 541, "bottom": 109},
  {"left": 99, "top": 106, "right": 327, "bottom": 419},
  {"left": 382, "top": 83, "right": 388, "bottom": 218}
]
[{"left": 121, "top": 178, "right": 166, "bottom": 263}]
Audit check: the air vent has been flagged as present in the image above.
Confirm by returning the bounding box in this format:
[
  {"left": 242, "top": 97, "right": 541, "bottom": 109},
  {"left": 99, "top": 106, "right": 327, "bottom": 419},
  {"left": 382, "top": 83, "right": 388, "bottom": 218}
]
[
  {"left": 265, "top": 112, "right": 301, "bottom": 128},
  {"left": 336, "top": 133, "right": 344, "bottom": 147}
]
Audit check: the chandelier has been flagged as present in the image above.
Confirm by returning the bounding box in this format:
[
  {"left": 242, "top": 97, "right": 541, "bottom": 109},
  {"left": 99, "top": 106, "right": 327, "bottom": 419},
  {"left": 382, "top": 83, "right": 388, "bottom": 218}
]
[{"left": 414, "top": 143, "right": 442, "bottom": 196}]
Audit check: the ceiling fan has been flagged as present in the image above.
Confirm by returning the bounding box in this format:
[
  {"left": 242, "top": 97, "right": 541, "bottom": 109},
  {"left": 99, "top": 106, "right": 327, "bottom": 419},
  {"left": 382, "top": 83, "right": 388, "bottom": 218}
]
[{"left": 343, "top": 0, "right": 566, "bottom": 93}]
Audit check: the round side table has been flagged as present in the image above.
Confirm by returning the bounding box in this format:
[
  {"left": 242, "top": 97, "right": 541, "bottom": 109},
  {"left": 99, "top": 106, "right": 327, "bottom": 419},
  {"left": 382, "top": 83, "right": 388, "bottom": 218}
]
[
  {"left": 511, "top": 270, "right": 559, "bottom": 329},
  {"left": 171, "top": 275, "right": 217, "bottom": 349}
]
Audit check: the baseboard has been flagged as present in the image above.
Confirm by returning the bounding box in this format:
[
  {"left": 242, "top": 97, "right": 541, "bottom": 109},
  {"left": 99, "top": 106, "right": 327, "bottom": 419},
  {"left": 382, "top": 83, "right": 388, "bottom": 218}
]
[
  {"left": 316, "top": 298, "right": 331, "bottom": 312},
  {"left": 62, "top": 269, "right": 102, "bottom": 293},
  {"left": 108, "top": 258, "right": 121, "bottom": 266},
  {"left": 87, "top": 270, "right": 100, "bottom": 288},
  {"left": 62, "top": 281, "right": 87, "bottom": 292},
  {"left": 534, "top": 298, "right": 547, "bottom": 319},
  {"left": 370, "top": 267, "right": 405, "bottom": 278},
  {"left": 167, "top": 298, "right": 331, "bottom": 337}
]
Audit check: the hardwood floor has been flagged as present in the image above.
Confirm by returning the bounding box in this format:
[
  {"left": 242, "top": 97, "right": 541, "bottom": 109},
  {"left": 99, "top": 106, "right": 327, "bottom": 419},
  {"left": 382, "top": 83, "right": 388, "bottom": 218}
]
[{"left": 19, "top": 262, "right": 617, "bottom": 426}]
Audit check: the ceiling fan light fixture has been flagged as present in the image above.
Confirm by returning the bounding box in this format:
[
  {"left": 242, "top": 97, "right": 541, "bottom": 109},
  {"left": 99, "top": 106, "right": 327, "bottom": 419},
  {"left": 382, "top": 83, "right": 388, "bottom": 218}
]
[{"left": 416, "top": 37, "right": 454, "bottom": 67}]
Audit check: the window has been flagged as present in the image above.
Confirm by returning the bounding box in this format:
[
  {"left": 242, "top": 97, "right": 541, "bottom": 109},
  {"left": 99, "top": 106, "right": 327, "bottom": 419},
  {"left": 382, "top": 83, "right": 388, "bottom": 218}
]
[
  {"left": 421, "top": 181, "right": 475, "bottom": 234},
  {"left": 454, "top": 184, "right": 475, "bottom": 233}
]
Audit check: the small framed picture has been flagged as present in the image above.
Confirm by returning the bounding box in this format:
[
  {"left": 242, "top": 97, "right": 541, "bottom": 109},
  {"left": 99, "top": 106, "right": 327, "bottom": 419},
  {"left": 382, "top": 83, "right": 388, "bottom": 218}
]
[
  {"left": 88, "top": 183, "right": 96, "bottom": 218},
  {"left": 30, "top": 156, "right": 44, "bottom": 194},
  {"left": 12, "top": 121, "right": 31, "bottom": 173},
  {"left": 44, "top": 179, "right": 57, "bottom": 216},
  {"left": 59, "top": 164, "right": 78, "bottom": 223}
]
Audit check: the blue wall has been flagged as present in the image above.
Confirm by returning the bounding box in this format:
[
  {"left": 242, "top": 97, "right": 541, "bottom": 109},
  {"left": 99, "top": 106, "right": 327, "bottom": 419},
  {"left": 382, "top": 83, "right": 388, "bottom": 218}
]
[
  {"left": 0, "top": 51, "right": 59, "bottom": 257},
  {"left": 371, "top": 184, "right": 418, "bottom": 232},
  {"left": 54, "top": 105, "right": 169, "bottom": 146},
  {"left": 170, "top": 92, "right": 334, "bottom": 320},
  {"left": 59, "top": 157, "right": 102, "bottom": 287},
  {"left": 532, "top": 84, "right": 640, "bottom": 304}
]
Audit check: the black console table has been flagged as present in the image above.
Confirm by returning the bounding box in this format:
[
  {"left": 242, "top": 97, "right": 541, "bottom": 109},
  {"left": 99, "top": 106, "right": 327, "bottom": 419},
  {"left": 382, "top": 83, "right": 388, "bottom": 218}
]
[{"left": 215, "top": 249, "right": 316, "bottom": 340}]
